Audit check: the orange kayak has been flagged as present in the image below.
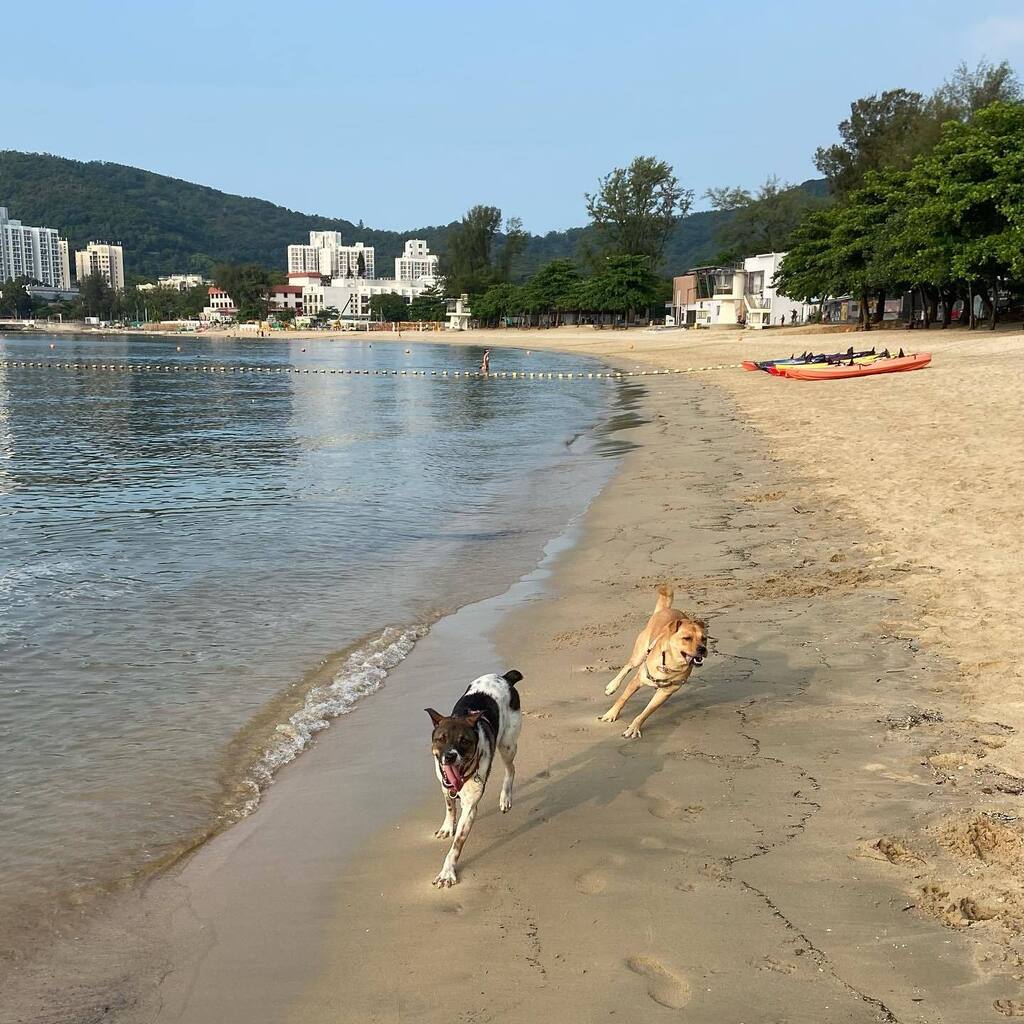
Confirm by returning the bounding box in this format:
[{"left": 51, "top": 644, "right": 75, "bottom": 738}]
[{"left": 776, "top": 353, "right": 931, "bottom": 380}]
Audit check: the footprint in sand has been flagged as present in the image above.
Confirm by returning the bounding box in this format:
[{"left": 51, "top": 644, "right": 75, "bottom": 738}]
[
  {"left": 644, "top": 794, "right": 704, "bottom": 821},
  {"left": 625, "top": 955, "right": 691, "bottom": 1009},
  {"left": 575, "top": 855, "right": 625, "bottom": 895},
  {"left": 995, "top": 1000, "right": 1024, "bottom": 1017}
]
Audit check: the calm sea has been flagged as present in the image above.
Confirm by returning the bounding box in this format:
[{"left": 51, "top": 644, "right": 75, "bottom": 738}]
[{"left": 0, "top": 332, "right": 632, "bottom": 957}]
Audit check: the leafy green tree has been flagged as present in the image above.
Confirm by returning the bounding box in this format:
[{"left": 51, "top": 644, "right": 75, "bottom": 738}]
[
  {"left": 521, "top": 259, "right": 581, "bottom": 324},
  {"left": 814, "top": 88, "right": 927, "bottom": 197},
  {"left": 369, "top": 291, "right": 409, "bottom": 322},
  {"left": 587, "top": 254, "right": 664, "bottom": 322},
  {"left": 585, "top": 156, "right": 692, "bottom": 265},
  {"left": 444, "top": 205, "right": 503, "bottom": 295},
  {"left": 904, "top": 102, "right": 1024, "bottom": 329},
  {"left": 706, "top": 176, "right": 828, "bottom": 258},
  {"left": 213, "top": 263, "right": 271, "bottom": 321},
  {"left": 0, "top": 277, "right": 36, "bottom": 317},
  {"left": 407, "top": 285, "right": 447, "bottom": 322},
  {"left": 497, "top": 216, "right": 528, "bottom": 282},
  {"left": 471, "top": 283, "right": 526, "bottom": 326}
]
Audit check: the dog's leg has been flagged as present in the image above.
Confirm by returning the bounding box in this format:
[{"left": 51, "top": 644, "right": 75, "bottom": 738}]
[
  {"left": 599, "top": 671, "right": 643, "bottom": 723},
  {"left": 622, "top": 684, "right": 681, "bottom": 740},
  {"left": 604, "top": 659, "right": 640, "bottom": 697},
  {"left": 434, "top": 782, "right": 482, "bottom": 888},
  {"left": 434, "top": 790, "right": 457, "bottom": 839},
  {"left": 498, "top": 742, "right": 516, "bottom": 813}
]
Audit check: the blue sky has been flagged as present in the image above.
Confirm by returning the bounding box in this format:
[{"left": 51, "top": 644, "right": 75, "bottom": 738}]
[{"left": 6, "top": 0, "right": 1023, "bottom": 233}]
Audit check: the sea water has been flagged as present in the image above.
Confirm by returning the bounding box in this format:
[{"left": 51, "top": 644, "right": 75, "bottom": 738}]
[{"left": 0, "top": 332, "right": 632, "bottom": 958}]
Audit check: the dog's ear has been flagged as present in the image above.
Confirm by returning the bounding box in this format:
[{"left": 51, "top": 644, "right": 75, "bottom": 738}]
[{"left": 425, "top": 708, "right": 445, "bottom": 726}]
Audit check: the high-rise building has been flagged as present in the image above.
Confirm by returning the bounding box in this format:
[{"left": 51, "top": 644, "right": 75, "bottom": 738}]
[
  {"left": 75, "top": 242, "right": 126, "bottom": 291},
  {"left": 287, "top": 232, "right": 375, "bottom": 279},
  {"left": 0, "top": 207, "right": 71, "bottom": 289},
  {"left": 395, "top": 239, "right": 438, "bottom": 283}
]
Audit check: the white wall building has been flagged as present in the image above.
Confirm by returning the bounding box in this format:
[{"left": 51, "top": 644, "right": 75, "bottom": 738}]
[
  {"left": 742, "top": 252, "right": 805, "bottom": 328},
  {"left": 201, "top": 286, "right": 236, "bottom": 321},
  {"left": 159, "top": 273, "right": 209, "bottom": 291},
  {"left": 670, "top": 252, "right": 808, "bottom": 329},
  {"left": 0, "top": 207, "right": 71, "bottom": 289},
  {"left": 395, "top": 239, "right": 438, "bottom": 284},
  {"left": 287, "top": 232, "right": 375, "bottom": 279},
  {"left": 75, "top": 242, "right": 126, "bottom": 292}
]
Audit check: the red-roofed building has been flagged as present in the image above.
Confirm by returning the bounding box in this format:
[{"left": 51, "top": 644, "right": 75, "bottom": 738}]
[{"left": 269, "top": 283, "right": 304, "bottom": 314}]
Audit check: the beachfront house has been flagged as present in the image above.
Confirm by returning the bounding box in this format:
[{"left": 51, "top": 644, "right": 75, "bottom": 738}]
[{"left": 669, "top": 252, "right": 808, "bottom": 329}]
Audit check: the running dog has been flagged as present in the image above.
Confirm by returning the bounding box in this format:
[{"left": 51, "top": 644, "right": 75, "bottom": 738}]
[
  {"left": 599, "top": 585, "right": 708, "bottom": 739},
  {"left": 425, "top": 670, "right": 523, "bottom": 888}
]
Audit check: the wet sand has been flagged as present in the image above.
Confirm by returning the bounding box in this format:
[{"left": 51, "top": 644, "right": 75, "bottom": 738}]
[{"left": 10, "top": 323, "right": 1024, "bottom": 1022}]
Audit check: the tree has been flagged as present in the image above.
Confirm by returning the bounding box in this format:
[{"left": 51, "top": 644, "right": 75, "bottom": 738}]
[
  {"left": 930, "top": 60, "right": 1022, "bottom": 123},
  {"left": 497, "top": 216, "right": 528, "bottom": 282},
  {"left": 521, "top": 259, "right": 581, "bottom": 324},
  {"left": 814, "top": 88, "right": 927, "bottom": 197},
  {"left": 369, "top": 291, "right": 409, "bottom": 322},
  {"left": 471, "top": 284, "right": 526, "bottom": 327},
  {"left": 213, "top": 263, "right": 271, "bottom": 321},
  {"left": 706, "top": 176, "right": 828, "bottom": 258},
  {"left": 904, "top": 102, "right": 1024, "bottom": 329},
  {"left": 585, "top": 156, "right": 692, "bottom": 266},
  {"left": 703, "top": 185, "right": 752, "bottom": 212},
  {"left": 587, "top": 254, "right": 664, "bottom": 322},
  {"left": 357, "top": 251, "right": 366, "bottom": 277},
  {"left": 444, "top": 205, "right": 503, "bottom": 295},
  {"left": 407, "top": 285, "right": 447, "bottom": 322},
  {"left": 0, "top": 277, "right": 36, "bottom": 318}
]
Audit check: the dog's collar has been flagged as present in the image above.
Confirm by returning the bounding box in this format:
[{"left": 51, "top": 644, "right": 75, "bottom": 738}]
[{"left": 643, "top": 662, "right": 687, "bottom": 687}]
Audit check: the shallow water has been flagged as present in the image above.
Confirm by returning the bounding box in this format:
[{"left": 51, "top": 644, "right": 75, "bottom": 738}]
[{"left": 0, "top": 333, "right": 630, "bottom": 956}]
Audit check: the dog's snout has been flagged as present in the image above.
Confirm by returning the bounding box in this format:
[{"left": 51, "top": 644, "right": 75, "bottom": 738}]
[
  {"left": 441, "top": 749, "right": 458, "bottom": 765},
  {"left": 697, "top": 644, "right": 707, "bottom": 657}
]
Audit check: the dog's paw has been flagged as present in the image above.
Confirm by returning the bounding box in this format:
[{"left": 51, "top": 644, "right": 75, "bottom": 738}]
[
  {"left": 605, "top": 680, "right": 620, "bottom": 696},
  {"left": 598, "top": 708, "right": 621, "bottom": 723},
  {"left": 433, "top": 866, "right": 458, "bottom": 888},
  {"left": 622, "top": 722, "right": 643, "bottom": 739},
  {"left": 434, "top": 824, "right": 454, "bottom": 839}
]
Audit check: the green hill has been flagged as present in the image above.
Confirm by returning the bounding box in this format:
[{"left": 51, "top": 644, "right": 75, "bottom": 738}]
[{"left": 0, "top": 150, "right": 824, "bottom": 281}]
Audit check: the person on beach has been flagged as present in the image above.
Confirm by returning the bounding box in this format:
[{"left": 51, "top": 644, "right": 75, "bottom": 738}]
[{"left": 480, "top": 349, "right": 491, "bottom": 376}]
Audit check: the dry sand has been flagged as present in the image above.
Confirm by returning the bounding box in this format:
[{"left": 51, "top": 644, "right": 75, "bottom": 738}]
[{"left": 9, "top": 322, "right": 1024, "bottom": 1023}]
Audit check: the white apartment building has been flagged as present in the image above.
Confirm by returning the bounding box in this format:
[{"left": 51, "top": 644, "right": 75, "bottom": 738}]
[
  {"left": 0, "top": 207, "right": 71, "bottom": 289},
  {"left": 287, "top": 232, "right": 375, "bottom": 279},
  {"left": 395, "top": 239, "right": 438, "bottom": 283},
  {"left": 75, "top": 242, "right": 126, "bottom": 291},
  {"left": 159, "top": 273, "right": 209, "bottom": 291},
  {"left": 201, "top": 286, "right": 237, "bottom": 321}
]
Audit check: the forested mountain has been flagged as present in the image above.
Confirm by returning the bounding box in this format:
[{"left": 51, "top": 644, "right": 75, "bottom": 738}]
[{"left": 0, "top": 150, "right": 824, "bottom": 280}]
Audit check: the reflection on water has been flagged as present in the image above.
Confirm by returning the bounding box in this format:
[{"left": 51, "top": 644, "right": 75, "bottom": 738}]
[{"left": 0, "top": 333, "right": 632, "bottom": 957}]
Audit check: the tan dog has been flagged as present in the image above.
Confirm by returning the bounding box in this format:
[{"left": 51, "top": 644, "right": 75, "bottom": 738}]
[{"left": 599, "top": 585, "right": 708, "bottom": 739}]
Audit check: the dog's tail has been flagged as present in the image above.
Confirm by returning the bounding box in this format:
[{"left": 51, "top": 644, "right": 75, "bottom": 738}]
[
  {"left": 503, "top": 669, "right": 523, "bottom": 687},
  {"left": 654, "top": 584, "right": 674, "bottom": 613}
]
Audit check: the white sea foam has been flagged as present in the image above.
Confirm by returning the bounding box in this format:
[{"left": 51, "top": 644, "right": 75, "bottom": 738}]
[{"left": 236, "top": 623, "right": 429, "bottom": 815}]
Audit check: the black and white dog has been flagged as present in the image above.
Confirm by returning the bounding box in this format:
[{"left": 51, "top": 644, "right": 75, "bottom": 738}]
[{"left": 424, "top": 670, "right": 523, "bottom": 888}]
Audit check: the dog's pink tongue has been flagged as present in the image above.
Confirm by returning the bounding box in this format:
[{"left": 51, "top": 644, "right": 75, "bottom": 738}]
[{"left": 442, "top": 764, "right": 463, "bottom": 791}]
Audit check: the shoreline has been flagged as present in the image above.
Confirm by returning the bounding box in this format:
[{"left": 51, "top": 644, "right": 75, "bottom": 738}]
[{"left": 9, "top": 323, "right": 1024, "bottom": 1021}]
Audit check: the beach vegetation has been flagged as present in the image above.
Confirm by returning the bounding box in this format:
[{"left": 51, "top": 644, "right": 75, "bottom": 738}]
[
  {"left": 406, "top": 285, "right": 447, "bottom": 322},
  {"left": 369, "top": 291, "right": 410, "bottom": 322},
  {"left": 778, "top": 101, "right": 1024, "bottom": 330},
  {"left": 584, "top": 156, "right": 693, "bottom": 265},
  {"left": 213, "top": 263, "right": 272, "bottom": 321}
]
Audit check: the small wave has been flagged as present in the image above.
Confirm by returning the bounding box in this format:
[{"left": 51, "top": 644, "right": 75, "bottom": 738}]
[{"left": 235, "top": 623, "right": 428, "bottom": 815}]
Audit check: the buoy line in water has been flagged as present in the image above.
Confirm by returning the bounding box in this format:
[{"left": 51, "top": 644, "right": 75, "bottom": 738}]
[{"left": 0, "top": 360, "right": 744, "bottom": 379}]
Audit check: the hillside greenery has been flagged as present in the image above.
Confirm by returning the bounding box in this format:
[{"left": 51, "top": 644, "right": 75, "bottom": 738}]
[{"left": 0, "top": 150, "right": 820, "bottom": 286}]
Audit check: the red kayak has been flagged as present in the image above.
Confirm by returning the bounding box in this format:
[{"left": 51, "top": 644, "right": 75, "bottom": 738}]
[{"left": 775, "top": 353, "right": 931, "bottom": 381}]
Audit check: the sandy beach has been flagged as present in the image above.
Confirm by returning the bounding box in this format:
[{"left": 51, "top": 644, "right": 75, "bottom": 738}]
[{"left": 9, "top": 323, "right": 1024, "bottom": 1023}]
